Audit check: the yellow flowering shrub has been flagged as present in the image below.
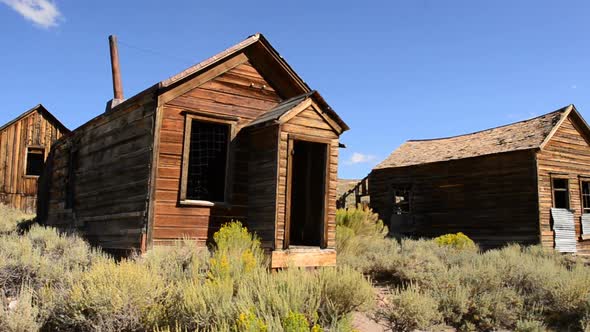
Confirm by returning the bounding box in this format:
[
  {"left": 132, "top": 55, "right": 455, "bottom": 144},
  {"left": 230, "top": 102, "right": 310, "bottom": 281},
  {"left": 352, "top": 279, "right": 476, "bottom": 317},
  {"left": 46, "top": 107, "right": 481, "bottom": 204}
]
[
  {"left": 434, "top": 232, "right": 476, "bottom": 250},
  {"left": 236, "top": 310, "right": 268, "bottom": 332},
  {"left": 209, "top": 221, "right": 265, "bottom": 280}
]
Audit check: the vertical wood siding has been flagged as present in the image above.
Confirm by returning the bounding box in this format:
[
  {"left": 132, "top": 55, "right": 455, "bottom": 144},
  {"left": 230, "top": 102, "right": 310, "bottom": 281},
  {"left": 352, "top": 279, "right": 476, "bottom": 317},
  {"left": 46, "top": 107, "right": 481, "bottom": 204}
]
[
  {"left": 275, "top": 106, "right": 339, "bottom": 249},
  {"left": 247, "top": 125, "right": 279, "bottom": 249},
  {"left": 537, "top": 115, "right": 590, "bottom": 254},
  {"left": 369, "top": 150, "right": 539, "bottom": 249},
  {"left": 0, "top": 110, "right": 66, "bottom": 213}
]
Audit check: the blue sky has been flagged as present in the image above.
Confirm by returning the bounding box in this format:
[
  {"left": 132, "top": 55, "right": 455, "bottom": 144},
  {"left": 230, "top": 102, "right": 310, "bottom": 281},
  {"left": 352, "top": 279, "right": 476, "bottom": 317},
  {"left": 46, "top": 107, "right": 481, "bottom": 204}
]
[{"left": 1, "top": 1, "right": 589, "bottom": 179}]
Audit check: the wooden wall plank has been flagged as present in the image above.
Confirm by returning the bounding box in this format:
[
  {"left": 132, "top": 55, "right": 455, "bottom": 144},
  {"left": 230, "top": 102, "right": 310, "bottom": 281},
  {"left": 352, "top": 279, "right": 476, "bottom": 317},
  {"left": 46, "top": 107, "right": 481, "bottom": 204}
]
[
  {"left": 0, "top": 108, "right": 68, "bottom": 213},
  {"left": 39, "top": 99, "right": 156, "bottom": 250},
  {"left": 537, "top": 115, "right": 590, "bottom": 254},
  {"left": 369, "top": 150, "right": 539, "bottom": 250},
  {"left": 153, "top": 62, "right": 281, "bottom": 245}
]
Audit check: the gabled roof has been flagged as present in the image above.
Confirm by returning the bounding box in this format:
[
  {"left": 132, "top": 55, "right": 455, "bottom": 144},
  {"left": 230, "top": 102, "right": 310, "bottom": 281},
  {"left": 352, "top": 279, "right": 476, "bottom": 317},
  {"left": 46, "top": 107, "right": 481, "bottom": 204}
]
[
  {"left": 112, "top": 33, "right": 311, "bottom": 112},
  {"left": 375, "top": 105, "right": 579, "bottom": 169},
  {"left": 0, "top": 104, "right": 69, "bottom": 133},
  {"left": 246, "top": 90, "right": 349, "bottom": 133}
]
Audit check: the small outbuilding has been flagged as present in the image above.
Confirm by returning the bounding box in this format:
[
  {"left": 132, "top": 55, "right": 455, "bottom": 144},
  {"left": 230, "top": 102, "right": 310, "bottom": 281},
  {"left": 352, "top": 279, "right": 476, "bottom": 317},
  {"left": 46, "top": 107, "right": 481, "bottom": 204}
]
[
  {"left": 38, "top": 33, "right": 348, "bottom": 267},
  {"left": 369, "top": 105, "right": 590, "bottom": 254},
  {"left": 0, "top": 104, "right": 69, "bottom": 213}
]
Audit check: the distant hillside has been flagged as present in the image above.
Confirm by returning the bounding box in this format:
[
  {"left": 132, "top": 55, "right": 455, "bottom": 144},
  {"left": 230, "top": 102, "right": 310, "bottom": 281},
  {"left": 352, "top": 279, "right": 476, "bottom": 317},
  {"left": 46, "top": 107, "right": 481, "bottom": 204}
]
[{"left": 337, "top": 179, "right": 361, "bottom": 208}]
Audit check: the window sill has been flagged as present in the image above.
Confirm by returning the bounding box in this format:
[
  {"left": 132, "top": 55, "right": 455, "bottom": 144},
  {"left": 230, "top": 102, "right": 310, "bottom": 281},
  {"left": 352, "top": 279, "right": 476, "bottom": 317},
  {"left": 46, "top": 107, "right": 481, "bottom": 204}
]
[
  {"left": 179, "top": 200, "right": 229, "bottom": 208},
  {"left": 581, "top": 235, "right": 590, "bottom": 241}
]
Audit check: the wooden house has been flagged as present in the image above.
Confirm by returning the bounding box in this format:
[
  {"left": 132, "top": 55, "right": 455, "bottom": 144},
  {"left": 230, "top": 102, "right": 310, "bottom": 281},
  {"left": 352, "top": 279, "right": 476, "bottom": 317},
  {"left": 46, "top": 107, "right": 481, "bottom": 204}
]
[
  {"left": 38, "top": 34, "right": 349, "bottom": 267},
  {"left": 0, "top": 104, "right": 68, "bottom": 213},
  {"left": 369, "top": 105, "right": 590, "bottom": 254}
]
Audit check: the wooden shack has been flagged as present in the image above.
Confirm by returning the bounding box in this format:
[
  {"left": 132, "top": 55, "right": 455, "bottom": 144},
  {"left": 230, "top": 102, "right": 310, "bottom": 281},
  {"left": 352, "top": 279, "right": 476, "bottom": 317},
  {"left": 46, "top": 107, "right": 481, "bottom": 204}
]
[
  {"left": 38, "top": 33, "right": 349, "bottom": 267},
  {"left": 0, "top": 104, "right": 68, "bottom": 213},
  {"left": 369, "top": 105, "right": 590, "bottom": 254}
]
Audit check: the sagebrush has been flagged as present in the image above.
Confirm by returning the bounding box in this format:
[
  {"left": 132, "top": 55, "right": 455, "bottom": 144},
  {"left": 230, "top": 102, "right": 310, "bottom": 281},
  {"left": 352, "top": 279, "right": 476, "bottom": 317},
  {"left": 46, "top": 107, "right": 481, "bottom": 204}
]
[
  {"left": 0, "top": 208, "right": 373, "bottom": 332},
  {"left": 336, "top": 207, "right": 590, "bottom": 331}
]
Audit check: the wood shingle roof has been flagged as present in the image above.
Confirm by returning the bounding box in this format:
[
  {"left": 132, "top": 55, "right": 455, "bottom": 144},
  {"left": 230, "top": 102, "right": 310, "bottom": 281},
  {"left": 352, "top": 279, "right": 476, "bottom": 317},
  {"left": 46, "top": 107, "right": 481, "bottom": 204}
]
[{"left": 375, "top": 105, "right": 572, "bottom": 169}]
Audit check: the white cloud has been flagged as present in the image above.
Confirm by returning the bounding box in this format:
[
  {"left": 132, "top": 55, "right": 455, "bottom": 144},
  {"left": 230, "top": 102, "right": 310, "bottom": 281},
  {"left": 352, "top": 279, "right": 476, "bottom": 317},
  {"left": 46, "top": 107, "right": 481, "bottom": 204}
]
[
  {"left": 347, "top": 152, "right": 377, "bottom": 165},
  {"left": 1, "top": 0, "right": 62, "bottom": 28},
  {"left": 571, "top": 84, "right": 577, "bottom": 89}
]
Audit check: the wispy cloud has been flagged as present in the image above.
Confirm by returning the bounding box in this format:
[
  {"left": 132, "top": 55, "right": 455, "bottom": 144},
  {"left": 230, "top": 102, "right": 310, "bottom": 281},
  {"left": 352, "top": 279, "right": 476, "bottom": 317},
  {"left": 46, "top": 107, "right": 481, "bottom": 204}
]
[
  {"left": 346, "top": 152, "right": 377, "bottom": 165},
  {"left": 1, "top": 0, "right": 62, "bottom": 28}
]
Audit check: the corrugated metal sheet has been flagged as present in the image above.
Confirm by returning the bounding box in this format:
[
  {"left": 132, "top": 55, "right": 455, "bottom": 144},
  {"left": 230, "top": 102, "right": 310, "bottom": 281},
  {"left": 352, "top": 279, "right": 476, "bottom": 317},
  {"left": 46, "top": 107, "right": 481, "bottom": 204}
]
[
  {"left": 582, "top": 213, "right": 590, "bottom": 235},
  {"left": 551, "top": 208, "right": 577, "bottom": 253}
]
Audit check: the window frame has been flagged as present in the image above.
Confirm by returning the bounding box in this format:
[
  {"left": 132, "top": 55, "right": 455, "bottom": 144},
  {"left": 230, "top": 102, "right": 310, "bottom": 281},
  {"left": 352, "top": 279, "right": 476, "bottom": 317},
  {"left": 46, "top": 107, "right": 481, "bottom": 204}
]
[
  {"left": 551, "top": 175, "right": 570, "bottom": 210},
  {"left": 24, "top": 146, "right": 45, "bottom": 178},
  {"left": 179, "top": 112, "right": 237, "bottom": 207},
  {"left": 579, "top": 177, "right": 590, "bottom": 214},
  {"left": 391, "top": 184, "right": 412, "bottom": 215}
]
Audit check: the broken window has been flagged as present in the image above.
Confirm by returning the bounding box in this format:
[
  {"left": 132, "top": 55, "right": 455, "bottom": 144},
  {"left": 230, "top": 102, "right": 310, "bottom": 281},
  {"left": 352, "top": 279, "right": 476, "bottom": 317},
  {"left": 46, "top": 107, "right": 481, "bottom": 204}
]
[
  {"left": 25, "top": 147, "right": 44, "bottom": 176},
  {"left": 582, "top": 181, "right": 590, "bottom": 214},
  {"left": 182, "top": 118, "right": 230, "bottom": 202},
  {"left": 392, "top": 186, "right": 411, "bottom": 214},
  {"left": 552, "top": 178, "right": 569, "bottom": 209}
]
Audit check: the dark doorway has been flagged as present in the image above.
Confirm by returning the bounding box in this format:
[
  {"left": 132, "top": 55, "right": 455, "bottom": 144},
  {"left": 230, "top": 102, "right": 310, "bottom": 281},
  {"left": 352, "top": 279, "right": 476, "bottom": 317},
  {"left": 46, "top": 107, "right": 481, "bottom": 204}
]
[{"left": 288, "top": 140, "right": 327, "bottom": 247}]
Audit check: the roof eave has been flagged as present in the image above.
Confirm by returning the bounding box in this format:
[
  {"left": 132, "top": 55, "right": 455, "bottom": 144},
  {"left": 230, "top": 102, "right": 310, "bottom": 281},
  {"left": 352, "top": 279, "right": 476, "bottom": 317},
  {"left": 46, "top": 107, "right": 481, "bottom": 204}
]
[
  {"left": 538, "top": 104, "right": 574, "bottom": 151},
  {"left": 0, "top": 104, "right": 69, "bottom": 134},
  {"left": 310, "top": 91, "right": 350, "bottom": 132},
  {"left": 373, "top": 147, "right": 539, "bottom": 170}
]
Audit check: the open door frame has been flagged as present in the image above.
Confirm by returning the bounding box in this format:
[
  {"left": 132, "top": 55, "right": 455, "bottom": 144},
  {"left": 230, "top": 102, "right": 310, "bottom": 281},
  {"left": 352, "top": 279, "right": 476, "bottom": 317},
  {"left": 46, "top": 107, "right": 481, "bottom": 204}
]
[{"left": 284, "top": 133, "right": 331, "bottom": 249}]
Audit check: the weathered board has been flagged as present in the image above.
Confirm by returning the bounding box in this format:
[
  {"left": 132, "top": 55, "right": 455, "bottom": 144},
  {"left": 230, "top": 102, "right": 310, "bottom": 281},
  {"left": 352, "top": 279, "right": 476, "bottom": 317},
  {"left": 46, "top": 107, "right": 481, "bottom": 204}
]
[
  {"left": 275, "top": 106, "right": 339, "bottom": 250},
  {"left": 369, "top": 150, "right": 540, "bottom": 249},
  {"left": 537, "top": 114, "right": 590, "bottom": 254},
  {"left": 39, "top": 34, "right": 348, "bottom": 269},
  {"left": 39, "top": 98, "right": 155, "bottom": 251},
  {"left": 0, "top": 105, "right": 68, "bottom": 213},
  {"left": 151, "top": 61, "right": 282, "bottom": 246}
]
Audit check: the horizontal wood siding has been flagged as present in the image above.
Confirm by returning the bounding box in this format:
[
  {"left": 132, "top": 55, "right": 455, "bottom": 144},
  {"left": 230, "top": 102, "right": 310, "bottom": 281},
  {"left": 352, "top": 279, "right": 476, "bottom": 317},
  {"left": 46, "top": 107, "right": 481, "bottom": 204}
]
[
  {"left": 275, "top": 106, "right": 339, "bottom": 249},
  {"left": 40, "top": 100, "right": 156, "bottom": 250},
  {"left": 0, "top": 110, "right": 66, "bottom": 213},
  {"left": 152, "top": 61, "right": 281, "bottom": 246},
  {"left": 369, "top": 150, "right": 539, "bottom": 249},
  {"left": 537, "top": 115, "right": 590, "bottom": 254}
]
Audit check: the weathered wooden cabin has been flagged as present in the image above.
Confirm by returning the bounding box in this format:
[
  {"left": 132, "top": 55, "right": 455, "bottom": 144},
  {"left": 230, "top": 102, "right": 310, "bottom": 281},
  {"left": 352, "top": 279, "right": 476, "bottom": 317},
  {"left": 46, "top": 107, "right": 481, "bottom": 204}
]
[
  {"left": 0, "top": 104, "right": 68, "bottom": 213},
  {"left": 38, "top": 33, "right": 349, "bottom": 267},
  {"left": 369, "top": 105, "right": 590, "bottom": 254}
]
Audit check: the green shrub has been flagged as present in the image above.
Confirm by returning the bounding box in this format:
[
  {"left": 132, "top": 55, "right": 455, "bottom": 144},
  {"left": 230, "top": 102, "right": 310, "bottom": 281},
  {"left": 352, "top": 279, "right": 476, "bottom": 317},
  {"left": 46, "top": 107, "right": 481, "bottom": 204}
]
[
  {"left": 0, "top": 204, "right": 34, "bottom": 235},
  {"left": 0, "top": 286, "right": 41, "bottom": 332},
  {"left": 336, "top": 217, "right": 590, "bottom": 332},
  {"left": 209, "top": 221, "right": 266, "bottom": 280},
  {"left": 49, "top": 259, "right": 167, "bottom": 331},
  {"left": 376, "top": 284, "right": 442, "bottom": 332},
  {"left": 516, "top": 319, "right": 547, "bottom": 332},
  {"left": 236, "top": 309, "right": 268, "bottom": 332},
  {"left": 317, "top": 266, "right": 374, "bottom": 322},
  {"left": 140, "top": 240, "right": 209, "bottom": 282},
  {"left": 167, "top": 277, "right": 236, "bottom": 330},
  {"left": 0, "top": 225, "right": 102, "bottom": 298},
  {"left": 336, "top": 207, "right": 399, "bottom": 277},
  {"left": 336, "top": 205, "right": 387, "bottom": 237},
  {"left": 434, "top": 232, "right": 476, "bottom": 250}
]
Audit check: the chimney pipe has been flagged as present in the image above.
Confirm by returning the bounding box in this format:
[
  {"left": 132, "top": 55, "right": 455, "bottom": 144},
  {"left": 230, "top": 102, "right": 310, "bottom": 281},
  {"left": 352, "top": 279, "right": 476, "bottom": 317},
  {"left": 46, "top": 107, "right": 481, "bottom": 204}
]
[{"left": 109, "top": 35, "right": 124, "bottom": 100}]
